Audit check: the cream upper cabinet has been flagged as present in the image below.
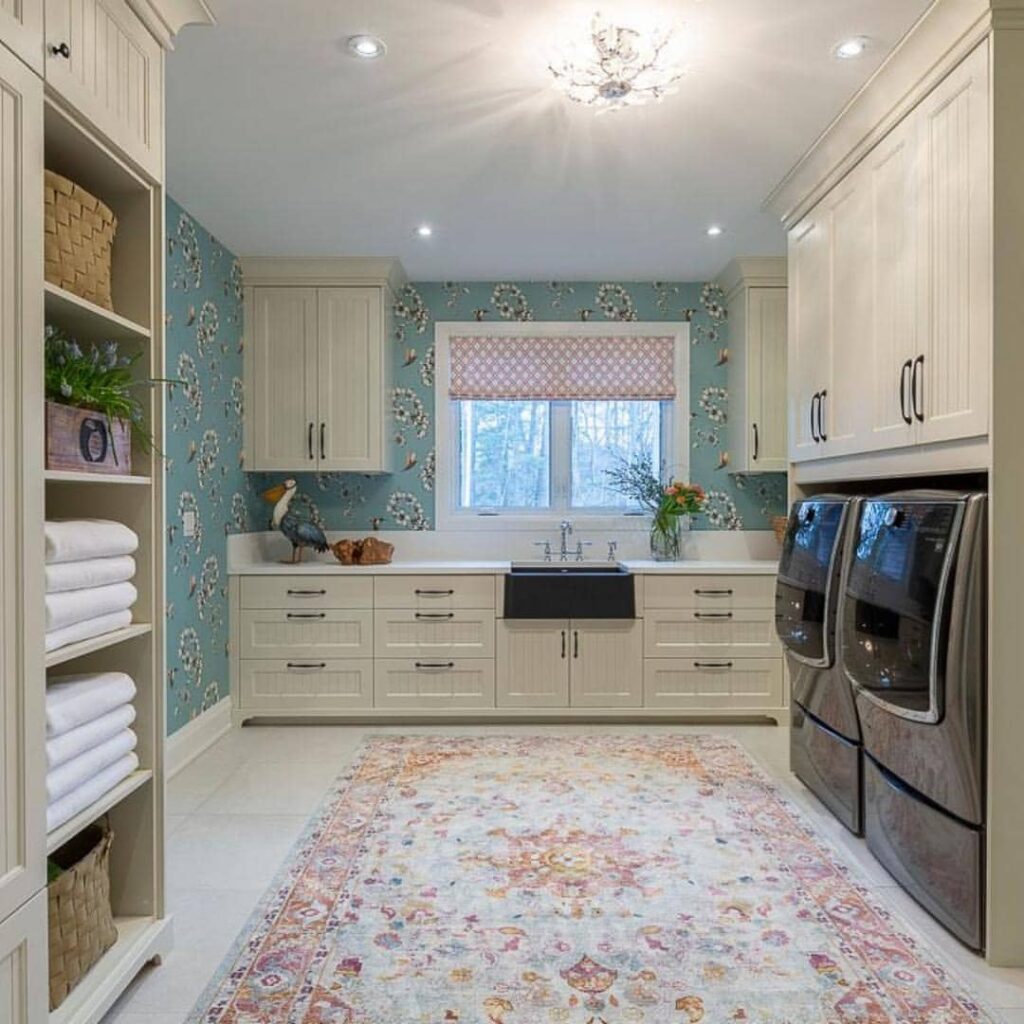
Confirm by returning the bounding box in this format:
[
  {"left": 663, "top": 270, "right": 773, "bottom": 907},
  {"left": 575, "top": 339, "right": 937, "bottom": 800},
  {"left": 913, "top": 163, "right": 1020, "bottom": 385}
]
[
  {"left": 43, "top": 0, "right": 163, "bottom": 178},
  {"left": 243, "top": 260, "right": 403, "bottom": 474},
  {"left": 246, "top": 287, "right": 319, "bottom": 472},
  {"left": 0, "top": 0, "right": 43, "bottom": 73},
  {"left": 0, "top": 44, "right": 45, "bottom": 924},
  {"left": 915, "top": 42, "right": 990, "bottom": 446},
  {"left": 720, "top": 258, "right": 787, "bottom": 473}
]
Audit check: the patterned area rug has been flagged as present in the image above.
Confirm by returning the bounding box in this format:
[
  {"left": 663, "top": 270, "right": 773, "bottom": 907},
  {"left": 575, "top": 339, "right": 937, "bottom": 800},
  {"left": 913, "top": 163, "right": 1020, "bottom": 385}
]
[{"left": 190, "top": 735, "right": 999, "bottom": 1023}]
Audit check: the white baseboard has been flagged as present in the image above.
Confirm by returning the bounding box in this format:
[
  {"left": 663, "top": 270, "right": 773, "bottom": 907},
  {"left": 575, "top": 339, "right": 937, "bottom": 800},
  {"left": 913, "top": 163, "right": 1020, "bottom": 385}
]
[{"left": 166, "top": 696, "right": 233, "bottom": 779}]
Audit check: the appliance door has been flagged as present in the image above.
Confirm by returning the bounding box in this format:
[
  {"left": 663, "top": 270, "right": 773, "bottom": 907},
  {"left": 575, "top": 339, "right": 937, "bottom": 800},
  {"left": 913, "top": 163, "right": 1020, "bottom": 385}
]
[
  {"left": 775, "top": 498, "right": 849, "bottom": 667},
  {"left": 840, "top": 498, "right": 963, "bottom": 723}
]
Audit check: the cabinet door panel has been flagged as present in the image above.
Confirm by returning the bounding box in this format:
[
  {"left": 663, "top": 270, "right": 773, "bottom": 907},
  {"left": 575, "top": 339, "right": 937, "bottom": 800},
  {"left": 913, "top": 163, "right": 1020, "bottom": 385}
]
[
  {"left": 0, "top": 891, "right": 48, "bottom": 1024},
  {"left": 239, "top": 659, "right": 373, "bottom": 712},
  {"left": 570, "top": 620, "right": 642, "bottom": 708},
  {"left": 374, "top": 659, "right": 495, "bottom": 709},
  {"left": 644, "top": 658, "right": 783, "bottom": 711},
  {"left": 374, "top": 609, "right": 495, "bottom": 660},
  {"left": 317, "top": 287, "right": 383, "bottom": 471},
  {"left": 246, "top": 287, "right": 318, "bottom": 470},
  {"left": 644, "top": 609, "right": 781, "bottom": 660},
  {"left": 0, "top": 0, "right": 43, "bottom": 73},
  {"left": 0, "top": 47, "right": 45, "bottom": 922},
  {"left": 917, "top": 43, "right": 990, "bottom": 445},
  {"left": 43, "top": 0, "right": 162, "bottom": 177},
  {"left": 748, "top": 287, "right": 787, "bottom": 470},
  {"left": 238, "top": 609, "right": 373, "bottom": 660},
  {"left": 496, "top": 620, "right": 569, "bottom": 708}
]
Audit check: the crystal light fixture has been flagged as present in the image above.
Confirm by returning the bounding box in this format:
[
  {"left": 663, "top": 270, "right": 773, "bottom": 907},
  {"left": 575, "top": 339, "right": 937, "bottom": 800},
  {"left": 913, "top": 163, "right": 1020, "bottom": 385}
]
[{"left": 548, "top": 12, "right": 684, "bottom": 111}]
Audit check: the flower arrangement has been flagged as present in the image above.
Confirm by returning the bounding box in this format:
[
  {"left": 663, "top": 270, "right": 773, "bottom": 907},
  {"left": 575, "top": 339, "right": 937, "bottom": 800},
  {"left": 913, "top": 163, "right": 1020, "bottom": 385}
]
[
  {"left": 44, "top": 325, "right": 159, "bottom": 454},
  {"left": 605, "top": 454, "right": 706, "bottom": 560}
]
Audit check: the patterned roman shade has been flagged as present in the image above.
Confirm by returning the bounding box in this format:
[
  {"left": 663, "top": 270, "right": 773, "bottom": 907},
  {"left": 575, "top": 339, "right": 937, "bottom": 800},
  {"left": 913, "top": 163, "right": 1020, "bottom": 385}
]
[{"left": 448, "top": 334, "right": 677, "bottom": 400}]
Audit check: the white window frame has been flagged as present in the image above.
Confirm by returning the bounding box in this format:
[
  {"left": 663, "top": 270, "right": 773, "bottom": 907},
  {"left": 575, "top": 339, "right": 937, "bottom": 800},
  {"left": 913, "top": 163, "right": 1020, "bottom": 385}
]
[{"left": 434, "top": 321, "right": 691, "bottom": 532}]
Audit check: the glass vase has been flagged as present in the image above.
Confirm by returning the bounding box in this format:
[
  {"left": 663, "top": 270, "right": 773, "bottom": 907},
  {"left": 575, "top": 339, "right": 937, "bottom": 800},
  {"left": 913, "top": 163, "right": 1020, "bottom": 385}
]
[{"left": 649, "top": 517, "right": 682, "bottom": 561}]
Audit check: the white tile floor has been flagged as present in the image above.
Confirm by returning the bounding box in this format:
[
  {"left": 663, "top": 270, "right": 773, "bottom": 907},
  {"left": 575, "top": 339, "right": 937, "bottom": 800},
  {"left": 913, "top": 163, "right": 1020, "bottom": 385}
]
[{"left": 103, "top": 722, "right": 1024, "bottom": 1023}]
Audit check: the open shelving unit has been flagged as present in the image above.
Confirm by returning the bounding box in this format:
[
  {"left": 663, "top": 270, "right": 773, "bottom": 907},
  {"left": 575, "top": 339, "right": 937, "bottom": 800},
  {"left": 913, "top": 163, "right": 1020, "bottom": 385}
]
[{"left": 40, "top": 95, "right": 169, "bottom": 1024}]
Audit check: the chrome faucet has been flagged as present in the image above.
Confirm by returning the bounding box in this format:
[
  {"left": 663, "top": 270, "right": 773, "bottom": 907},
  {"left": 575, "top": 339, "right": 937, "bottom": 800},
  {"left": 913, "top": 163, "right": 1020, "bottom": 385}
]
[
  {"left": 574, "top": 540, "right": 593, "bottom": 562},
  {"left": 559, "top": 520, "right": 573, "bottom": 561},
  {"left": 607, "top": 540, "right": 618, "bottom": 563},
  {"left": 533, "top": 539, "right": 553, "bottom": 562}
]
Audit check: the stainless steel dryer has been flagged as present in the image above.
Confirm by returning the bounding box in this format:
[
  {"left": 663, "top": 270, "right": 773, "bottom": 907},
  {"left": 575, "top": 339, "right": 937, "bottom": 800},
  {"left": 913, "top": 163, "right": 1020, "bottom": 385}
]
[
  {"left": 840, "top": 491, "right": 986, "bottom": 950},
  {"left": 776, "top": 496, "right": 863, "bottom": 834}
]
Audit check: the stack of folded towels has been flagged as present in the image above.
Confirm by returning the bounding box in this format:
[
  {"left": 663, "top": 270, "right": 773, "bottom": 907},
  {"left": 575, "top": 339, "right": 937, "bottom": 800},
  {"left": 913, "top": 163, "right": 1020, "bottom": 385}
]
[
  {"left": 45, "top": 519, "right": 139, "bottom": 654},
  {"left": 46, "top": 672, "right": 139, "bottom": 833}
]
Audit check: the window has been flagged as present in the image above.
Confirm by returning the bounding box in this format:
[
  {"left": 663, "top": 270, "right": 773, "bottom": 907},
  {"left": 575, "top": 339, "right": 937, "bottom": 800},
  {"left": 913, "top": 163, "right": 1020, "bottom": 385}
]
[{"left": 436, "top": 323, "right": 689, "bottom": 529}]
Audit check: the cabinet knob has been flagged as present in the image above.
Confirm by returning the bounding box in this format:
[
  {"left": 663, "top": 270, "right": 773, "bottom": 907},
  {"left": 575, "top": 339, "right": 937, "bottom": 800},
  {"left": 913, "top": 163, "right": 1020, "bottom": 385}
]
[{"left": 50, "top": 42, "right": 71, "bottom": 58}]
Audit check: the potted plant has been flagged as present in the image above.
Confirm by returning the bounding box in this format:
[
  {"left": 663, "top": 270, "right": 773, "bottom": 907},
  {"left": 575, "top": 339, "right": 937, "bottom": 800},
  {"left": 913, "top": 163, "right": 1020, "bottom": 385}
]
[
  {"left": 605, "top": 455, "right": 706, "bottom": 560},
  {"left": 44, "top": 326, "right": 159, "bottom": 475}
]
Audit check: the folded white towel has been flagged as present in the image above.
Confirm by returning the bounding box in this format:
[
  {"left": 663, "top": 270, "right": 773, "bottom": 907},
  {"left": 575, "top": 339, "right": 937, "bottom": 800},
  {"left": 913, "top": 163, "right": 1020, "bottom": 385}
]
[
  {"left": 46, "top": 752, "right": 139, "bottom": 833},
  {"left": 45, "top": 671, "right": 137, "bottom": 736},
  {"left": 44, "top": 609, "right": 133, "bottom": 654},
  {"left": 47, "top": 729, "right": 137, "bottom": 804},
  {"left": 45, "top": 581, "right": 138, "bottom": 632},
  {"left": 45, "top": 555, "right": 136, "bottom": 594},
  {"left": 45, "top": 519, "right": 139, "bottom": 565},
  {"left": 47, "top": 704, "right": 137, "bottom": 769}
]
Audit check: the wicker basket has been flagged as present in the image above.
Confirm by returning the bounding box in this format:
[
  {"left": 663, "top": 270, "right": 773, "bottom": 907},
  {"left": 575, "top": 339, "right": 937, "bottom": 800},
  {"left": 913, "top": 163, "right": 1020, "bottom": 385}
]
[
  {"left": 771, "top": 514, "right": 789, "bottom": 545},
  {"left": 44, "top": 169, "right": 118, "bottom": 311},
  {"left": 48, "top": 824, "right": 118, "bottom": 1011}
]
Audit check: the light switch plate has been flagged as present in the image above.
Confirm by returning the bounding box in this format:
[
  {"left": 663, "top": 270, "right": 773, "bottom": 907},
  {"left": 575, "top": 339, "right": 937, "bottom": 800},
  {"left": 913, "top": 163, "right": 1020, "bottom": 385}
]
[{"left": 183, "top": 510, "right": 197, "bottom": 538}]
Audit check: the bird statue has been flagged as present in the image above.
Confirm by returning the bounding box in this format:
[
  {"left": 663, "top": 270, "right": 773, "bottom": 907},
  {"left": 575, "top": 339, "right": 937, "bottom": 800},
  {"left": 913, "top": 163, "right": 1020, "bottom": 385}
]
[{"left": 260, "top": 478, "right": 329, "bottom": 564}]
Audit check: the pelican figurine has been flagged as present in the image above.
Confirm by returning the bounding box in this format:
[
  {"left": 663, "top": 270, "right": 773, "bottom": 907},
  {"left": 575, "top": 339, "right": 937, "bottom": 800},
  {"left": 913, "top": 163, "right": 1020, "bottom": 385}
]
[{"left": 260, "top": 478, "right": 329, "bottom": 564}]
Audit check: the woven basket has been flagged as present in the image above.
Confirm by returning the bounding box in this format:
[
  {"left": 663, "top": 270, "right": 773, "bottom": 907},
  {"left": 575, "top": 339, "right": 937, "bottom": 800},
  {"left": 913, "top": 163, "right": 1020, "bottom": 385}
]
[
  {"left": 44, "top": 169, "right": 117, "bottom": 310},
  {"left": 48, "top": 824, "right": 118, "bottom": 1011},
  {"left": 771, "top": 514, "right": 789, "bottom": 545}
]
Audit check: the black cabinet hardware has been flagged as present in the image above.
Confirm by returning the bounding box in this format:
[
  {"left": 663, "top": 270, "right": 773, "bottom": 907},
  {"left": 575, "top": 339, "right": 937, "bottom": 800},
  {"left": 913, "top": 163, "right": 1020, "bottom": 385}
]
[
  {"left": 752, "top": 422, "right": 759, "bottom": 461},
  {"left": 900, "top": 359, "right": 913, "bottom": 424},
  {"left": 287, "top": 662, "right": 326, "bottom": 670},
  {"left": 320, "top": 422, "right": 326, "bottom": 460},
  {"left": 694, "top": 588, "right": 733, "bottom": 597},
  {"left": 415, "top": 661, "right": 455, "bottom": 670},
  {"left": 694, "top": 661, "right": 734, "bottom": 669},
  {"left": 287, "top": 588, "right": 327, "bottom": 597},
  {"left": 307, "top": 422, "right": 314, "bottom": 460},
  {"left": 415, "top": 612, "right": 454, "bottom": 620},
  {"left": 810, "top": 393, "right": 820, "bottom": 442},
  {"left": 912, "top": 355, "right": 925, "bottom": 422},
  {"left": 415, "top": 588, "right": 454, "bottom": 597},
  {"left": 50, "top": 42, "right": 71, "bottom": 57},
  {"left": 818, "top": 389, "right": 828, "bottom": 442},
  {"left": 694, "top": 611, "right": 733, "bottom": 620},
  {"left": 573, "top": 630, "right": 579, "bottom": 659},
  {"left": 286, "top": 611, "right": 325, "bottom": 620},
  {"left": 561, "top": 630, "right": 566, "bottom": 659}
]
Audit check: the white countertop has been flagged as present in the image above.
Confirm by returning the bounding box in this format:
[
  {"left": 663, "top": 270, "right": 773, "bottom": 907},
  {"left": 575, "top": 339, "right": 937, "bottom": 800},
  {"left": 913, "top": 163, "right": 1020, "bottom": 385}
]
[{"left": 228, "top": 557, "right": 778, "bottom": 576}]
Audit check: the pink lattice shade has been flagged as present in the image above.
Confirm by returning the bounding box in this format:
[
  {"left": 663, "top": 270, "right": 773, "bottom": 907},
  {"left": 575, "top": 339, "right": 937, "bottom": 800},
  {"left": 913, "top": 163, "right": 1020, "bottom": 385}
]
[{"left": 448, "top": 334, "right": 677, "bottom": 401}]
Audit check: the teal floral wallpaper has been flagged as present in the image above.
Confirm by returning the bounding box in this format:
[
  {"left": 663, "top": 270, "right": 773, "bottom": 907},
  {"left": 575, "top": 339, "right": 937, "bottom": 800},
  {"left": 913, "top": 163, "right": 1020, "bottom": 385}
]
[
  {"left": 247, "top": 281, "right": 787, "bottom": 532},
  {"left": 165, "top": 197, "right": 250, "bottom": 736}
]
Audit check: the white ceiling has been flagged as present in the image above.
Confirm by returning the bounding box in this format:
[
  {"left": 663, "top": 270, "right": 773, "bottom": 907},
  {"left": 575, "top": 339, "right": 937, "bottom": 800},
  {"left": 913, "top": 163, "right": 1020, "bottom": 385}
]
[{"left": 166, "top": 0, "right": 932, "bottom": 280}]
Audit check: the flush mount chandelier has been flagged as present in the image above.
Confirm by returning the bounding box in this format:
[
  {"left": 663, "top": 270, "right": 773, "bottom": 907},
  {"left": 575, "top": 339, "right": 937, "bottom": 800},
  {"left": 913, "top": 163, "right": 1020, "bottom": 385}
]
[{"left": 548, "top": 12, "right": 684, "bottom": 111}]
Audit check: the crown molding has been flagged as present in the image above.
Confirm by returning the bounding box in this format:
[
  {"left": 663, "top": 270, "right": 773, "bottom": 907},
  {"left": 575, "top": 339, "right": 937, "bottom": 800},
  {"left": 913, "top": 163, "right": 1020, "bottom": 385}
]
[
  {"left": 128, "top": 0, "right": 216, "bottom": 49},
  {"left": 238, "top": 257, "right": 408, "bottom": 294},
  {"left": 715, "top": 257, "right": 787, "bottom": 299}
]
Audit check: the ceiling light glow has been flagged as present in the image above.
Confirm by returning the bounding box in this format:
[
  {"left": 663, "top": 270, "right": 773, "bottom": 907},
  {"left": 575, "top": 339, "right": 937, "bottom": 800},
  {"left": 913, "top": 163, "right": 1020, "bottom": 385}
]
[
  {"left": 834, "top": 37, "right": 868, "bottom": 59},
  {"left": 707, "top": 225, "right": 724, "bottom": 237},
  {"left": 416, "top": 225, "right": 433, "bottom": 238},
  {"left": 347, "top": 34, "right": 386, "bottom": 59}
]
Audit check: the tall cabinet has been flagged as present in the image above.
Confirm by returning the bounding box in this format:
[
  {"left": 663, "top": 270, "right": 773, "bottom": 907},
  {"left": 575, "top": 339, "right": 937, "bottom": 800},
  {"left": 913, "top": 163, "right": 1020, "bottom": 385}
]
[
  {"left": 0, "top": 3, "right": 214, "bottom": 1022},
  {"left": 242, "top": 259, "right": 404, "bottom": 474}
]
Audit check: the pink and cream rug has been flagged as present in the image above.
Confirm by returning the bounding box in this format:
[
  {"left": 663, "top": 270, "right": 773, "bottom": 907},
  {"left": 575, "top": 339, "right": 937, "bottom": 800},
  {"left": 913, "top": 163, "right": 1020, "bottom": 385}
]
[{"left": 190, "top": 735, "right": 999, "bottom": 1023}]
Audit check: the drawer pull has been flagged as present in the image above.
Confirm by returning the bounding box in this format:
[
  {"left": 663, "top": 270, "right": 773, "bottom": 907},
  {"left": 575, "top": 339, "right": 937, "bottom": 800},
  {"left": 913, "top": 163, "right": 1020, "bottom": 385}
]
[
  {"left": 415, "top": 661, "right": 455, "bottom": 670},
  {"left": 694, "top": 612, "right": 734, "bottom": 620},
  {"left": 415, "top": 588, "right": 455, "bottom": 597},
  {"left": 50, "top": 42, "right": 71, "bottom": 58},
  {"left": 415, "top": 612, "right": 455, "bottom": 620},
  {"left": 287, "top": 661, "right": 327, "bottom": 670},
  {"left": 286, "top": 588, "right": 327, "bottom": 597},
  {"left": 286, "top": 612, "right": 326, "bottom": 620},
  {"left": 694, "top": 661, "right": 734, "bottom": 669},
  {"left": 694, "top": 588, "right": 733, "bottom": 596}
]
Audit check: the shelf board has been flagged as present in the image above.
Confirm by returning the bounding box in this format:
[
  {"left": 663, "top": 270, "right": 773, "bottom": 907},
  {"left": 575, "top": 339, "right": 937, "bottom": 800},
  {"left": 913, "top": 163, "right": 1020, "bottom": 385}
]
[
  {"left": 49, "top": 914, "right": 171, "bottom": 1024},
  {"left": 46, "top": 770, "right": 153, "bottom": 855},
  {"left": 44, "top": 282, "right": 151, "bottom": 344},
  {"left": 45, "top": 623, "right": 153, "bottom": 669},
  {"left": 45, "top": 469, "right": 152, "bottom": 486}
]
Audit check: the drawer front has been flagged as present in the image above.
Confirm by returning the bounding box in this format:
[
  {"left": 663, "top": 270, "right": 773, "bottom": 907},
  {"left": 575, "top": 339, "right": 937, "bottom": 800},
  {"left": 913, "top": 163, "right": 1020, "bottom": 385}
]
[
  {"left": 642, "top": 574, "right": 776, "bottom": 610},
  {"left": 239, "top": 659, "right": 373, "bottom": 711},
  {"left": 644, "top": 658, "right": 784, "bottom": 710},
  {"left": 241, "top": 575, "right": 373, "bottom": 610},
  {"left": 239, "top": 609, "right": 373, "bottom": 659},
  {"left": 374, "top": 609, "right": 495, "bottom": 659},
  {"left": 644, "top": 608, "right": 781, "bottom": 658},
  {"left": 374, "top": 575, "right": 496, "bottom": 610},
  {"left": 374, "top": 659, "right": 495, "bottom": 709}
]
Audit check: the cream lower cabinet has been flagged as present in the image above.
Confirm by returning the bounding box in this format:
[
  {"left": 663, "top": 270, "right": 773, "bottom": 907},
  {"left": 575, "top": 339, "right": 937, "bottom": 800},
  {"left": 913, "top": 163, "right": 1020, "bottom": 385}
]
[
  {"left": 496, "top": 620, "right": 570, "bottom": 708},
  {"left": 570, "top": 620, "right": 643, "bottom": 708},
  {"left": 374, "top": 660, "right": 496, "bottom": 710},
  {"left": 0, "top": 891, "right": 48, "bottom": 1024}
]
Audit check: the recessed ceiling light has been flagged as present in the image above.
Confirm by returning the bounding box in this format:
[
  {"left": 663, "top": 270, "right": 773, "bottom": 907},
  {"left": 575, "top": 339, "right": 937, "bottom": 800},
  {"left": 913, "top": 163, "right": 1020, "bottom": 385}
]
[
  {"left": 834, "top": 37, "right": 868, "bottom": 59},
  {"left": 347, "top": 34, "right": 386, "bottom": 59},
  {"left": 416, "top": 224, "right": 433, "bottom": 238},
  {"left": 706, "top": 225, "right": 724, "bottom": 237}
]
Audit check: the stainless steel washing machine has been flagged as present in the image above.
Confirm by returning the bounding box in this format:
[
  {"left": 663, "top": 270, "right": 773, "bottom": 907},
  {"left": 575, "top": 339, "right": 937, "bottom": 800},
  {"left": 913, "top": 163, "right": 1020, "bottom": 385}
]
[{"left": 840, "top": 490, "right": 986, "bottom": 950}]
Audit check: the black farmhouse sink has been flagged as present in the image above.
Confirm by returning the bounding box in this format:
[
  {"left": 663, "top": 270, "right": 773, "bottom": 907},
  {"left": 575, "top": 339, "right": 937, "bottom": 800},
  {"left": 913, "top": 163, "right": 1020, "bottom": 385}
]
[{"left": 504, "top": 562, "right": 635, "bottom": 619}]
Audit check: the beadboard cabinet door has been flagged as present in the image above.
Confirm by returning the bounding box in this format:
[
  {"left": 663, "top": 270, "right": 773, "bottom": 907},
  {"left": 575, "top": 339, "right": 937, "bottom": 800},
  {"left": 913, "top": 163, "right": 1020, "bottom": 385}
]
[
  {"left": 496, "top": 620, "right": 570, "bottom": 708},
  {"left": 0, "top": 892, "right": 47, "bottom": 1024},
  {"left": 0, "top": 0, "right": 43, "bottom": 73},
  {"left": 0, "top": 44, "right": 45, "bottom": 924},
  {"left": 570, "top": 620, "right": 643, "bottom": 708},
  {"left": 246, "top": 287, "right": 319, "bottom": 472},
  {"left": 43, "top": 0, "right": 163, "bottom": 178}
]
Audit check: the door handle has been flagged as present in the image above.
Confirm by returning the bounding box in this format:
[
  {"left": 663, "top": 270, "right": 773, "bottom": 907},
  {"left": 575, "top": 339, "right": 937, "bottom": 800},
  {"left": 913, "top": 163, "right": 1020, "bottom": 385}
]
[
  {"left": 307, "top": 422, "right": 314, "bottom": 460},
  {"left": 50, "top": 42, "right": 71, "bottom": 58},
  {"left": 752, "top": 422, "right": 759, "bottom": 462},
  {"left": 415, "top": 612, "right": 454, "bottom": 620},
  {"left": 899, "top": 359, "right": 913, "bottom": 425},
  {"left": 912, "top": 355, "right": 925, "bottom": 422},
  {"left": 561, "top": 630, "right": 566, "bottom": 659},
  {"left": 818, "top": 389, "right": 828, "bottom": 442},
  {"left": 286, "top": 611, "right": 326, "bottom": 619},
  {"left": 694, "top": 612, "right": 734, "bottom": 620},
  {"left": 287, "top": 588, "right": 327, "bottom": 597},
  {"left": 694, "top": 661, "right": 734, "bottom": 669},
  {"left": 287, "top": 662, "right": 326, "bottom": 670},
  {"left": 320, "top": 422, "right": 326, "bottom": 460},
  {"left": 810, "top": 393, "right": 820, "bottom": 443},
  {"left": 415, "top": 589, "right": 455, "bottom": 597},
  {"left": 694, "top": 588, "right": 733, "bottom": 597},
  {"left": 415, "top": 661, "right": 455, "bottom": 670},
  {"left": 573, "top": 630, "right": 579, "bottom": 659}
]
